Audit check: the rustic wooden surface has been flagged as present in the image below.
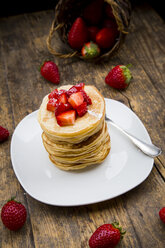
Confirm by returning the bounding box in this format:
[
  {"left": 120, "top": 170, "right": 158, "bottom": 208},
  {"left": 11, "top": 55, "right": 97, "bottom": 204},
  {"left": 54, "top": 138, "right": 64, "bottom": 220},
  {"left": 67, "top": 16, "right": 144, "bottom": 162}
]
[{"left": 0, "top": 2, "right": 165, "bottom": 248}]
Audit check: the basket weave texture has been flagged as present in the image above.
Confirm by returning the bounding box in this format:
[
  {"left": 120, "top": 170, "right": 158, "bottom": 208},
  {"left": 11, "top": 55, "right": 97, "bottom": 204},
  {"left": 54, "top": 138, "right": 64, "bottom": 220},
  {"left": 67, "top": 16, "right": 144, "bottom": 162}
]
[{"left": 47, "top": 0, "right": 132, "bottom": 61}]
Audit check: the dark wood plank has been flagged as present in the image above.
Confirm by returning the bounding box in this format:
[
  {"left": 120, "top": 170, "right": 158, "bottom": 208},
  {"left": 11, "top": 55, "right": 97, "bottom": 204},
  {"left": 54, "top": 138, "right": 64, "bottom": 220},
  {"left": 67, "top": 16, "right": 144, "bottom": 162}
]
[
  {"left": 102, "top": 3, "right": 165, "bottom": 171},
  {"left": 26, "top": 164, "right": 165, "bottom": 248},
  {"left": 130, "top": 3, "right": 165, "bottom": 100},
  {"left": 0, "top": 40, "right": 35, "bottom": 248},
  {"left": 117, "top": 4, "right": 165, "bottom": 168},
  {"left": 0, "top": 3, "right": 164, "bottom": 248}
]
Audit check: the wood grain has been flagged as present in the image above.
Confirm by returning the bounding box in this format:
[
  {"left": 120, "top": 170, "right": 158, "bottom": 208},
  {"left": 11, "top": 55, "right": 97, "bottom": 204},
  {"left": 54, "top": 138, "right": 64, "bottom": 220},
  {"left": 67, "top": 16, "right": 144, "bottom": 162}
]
[{"left": 0, "top": 3, "right": 164, "bottom": 248}]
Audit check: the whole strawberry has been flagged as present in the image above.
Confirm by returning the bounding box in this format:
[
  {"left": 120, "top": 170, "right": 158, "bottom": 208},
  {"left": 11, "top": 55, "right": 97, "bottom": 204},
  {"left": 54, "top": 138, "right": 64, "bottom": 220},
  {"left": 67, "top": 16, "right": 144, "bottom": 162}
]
[
  {"left": 89, "top": 222, "right": 125, "bottom": 248},
  {"left": 81, "top": 42, "right": 100, "bottom": 59},
  {"left": 105, "top": 65, "right": 132, "bottom": 90},
  {"left": 103, "top": 19, "right": 119, "bottom": 37},
  {"left": 68, "top": 17, "right": 88, "bottom": 50},
  {"left": 83, "top": 0, "right": 104, "bottom": 25},
  {"left": 96, "top": 27, "right": 117, "bottom": 49},
  {"left": 1, "top": 198, "right": 27, "bottom": 231},
  {"left": 159, "top": 207, "right": 165, "bottom": 224},
  {"left": 40, "top": 61, "right": 60, "bottom": 84},
  {"left": 104, "top": 3, "right": 115, "bottom": 19},
  {"left": 87, "top": 26, "right": 99, "bottom": 42},
  {"left": 0, "top": 126, "right": 9, "bottom": 142}
]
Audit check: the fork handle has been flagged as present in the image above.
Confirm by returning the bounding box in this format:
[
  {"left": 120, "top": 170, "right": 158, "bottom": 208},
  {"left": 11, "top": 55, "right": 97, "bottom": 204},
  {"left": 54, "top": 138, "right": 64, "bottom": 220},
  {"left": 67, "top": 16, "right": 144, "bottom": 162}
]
[{"left": 106, "top": 118, "right": 162, "bottom": 158}]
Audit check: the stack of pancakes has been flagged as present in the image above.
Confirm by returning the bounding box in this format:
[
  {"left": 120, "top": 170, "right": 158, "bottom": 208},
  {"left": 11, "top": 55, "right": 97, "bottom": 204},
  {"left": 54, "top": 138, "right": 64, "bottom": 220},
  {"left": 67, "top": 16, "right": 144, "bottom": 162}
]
[{"left": 38, "top": 85, "right": 110, "bottom": 170}]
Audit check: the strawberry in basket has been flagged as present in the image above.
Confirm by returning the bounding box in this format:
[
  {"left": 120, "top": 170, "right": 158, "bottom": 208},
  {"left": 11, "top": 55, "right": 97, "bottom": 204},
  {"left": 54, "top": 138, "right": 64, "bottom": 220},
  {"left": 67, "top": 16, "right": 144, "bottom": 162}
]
[
  {"left": 47, "top": 0, "right": 131, "bottom": 61},
  {"left": 68, "top": 17, "right": 88, "bottom": 50}
]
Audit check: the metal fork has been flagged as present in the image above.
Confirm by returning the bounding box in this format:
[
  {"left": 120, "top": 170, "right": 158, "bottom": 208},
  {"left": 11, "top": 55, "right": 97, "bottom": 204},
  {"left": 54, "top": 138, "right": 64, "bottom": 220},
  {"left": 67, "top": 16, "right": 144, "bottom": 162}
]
[{"left": 105, "top": 115, "right": 162, "bottom": 158}]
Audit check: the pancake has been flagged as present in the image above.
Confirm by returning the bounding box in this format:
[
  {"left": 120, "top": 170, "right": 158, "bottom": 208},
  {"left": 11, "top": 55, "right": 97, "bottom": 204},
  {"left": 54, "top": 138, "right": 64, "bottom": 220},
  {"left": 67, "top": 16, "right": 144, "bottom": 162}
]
[
  {"left": 49, "top": 134, "right": 110, "bottom": 164},
  {"left": 38, "top": 85, "right": 105, "bottom": 143},
  {"left": 38, "top": 84, "right": 110, "bottom": 171},
  {"left": 49, "top": 139, "right": 110, "bottom": 171},
  {"left": 42, "top": 121, "right": 106, "bottom": 155}
]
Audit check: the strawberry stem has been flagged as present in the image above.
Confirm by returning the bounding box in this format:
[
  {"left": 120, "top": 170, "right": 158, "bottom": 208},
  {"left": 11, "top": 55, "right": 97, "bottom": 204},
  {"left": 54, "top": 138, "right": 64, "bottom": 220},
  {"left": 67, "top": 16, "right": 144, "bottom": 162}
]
[
  {"left": 7, "top": 196, "right": 16, "bottom": 202},
  {"left": 111, "top": 222, "right": 126, "bottom": 239},
  {"left": 7, "top": 196, "right": 21, "bottom": 204},
  {"left": 38, "top": 59, "right": 50, "bottom": 72},
  {"left": 126, "top": 63, "right": 132, "bottom": 68}
]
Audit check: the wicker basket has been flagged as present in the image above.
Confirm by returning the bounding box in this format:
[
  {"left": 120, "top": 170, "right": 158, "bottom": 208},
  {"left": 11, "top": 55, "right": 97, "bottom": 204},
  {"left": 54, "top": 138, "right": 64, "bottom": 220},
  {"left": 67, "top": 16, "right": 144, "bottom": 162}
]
[{"left": 47, "top": 0, "right": 131, "bottom": 62}]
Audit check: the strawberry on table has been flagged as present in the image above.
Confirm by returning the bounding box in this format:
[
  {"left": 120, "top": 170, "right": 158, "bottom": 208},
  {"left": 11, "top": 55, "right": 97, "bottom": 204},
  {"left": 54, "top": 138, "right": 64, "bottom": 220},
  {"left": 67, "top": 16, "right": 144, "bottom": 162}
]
[
  {"left": 105, "top": 64, "right": 132, "bottom": 90},
  {"left": 47, "top": 98, "right": 58, "bottom": 112},
  {"left": 68, "top": 92, "right": 84, "bottom": 109},
  {"left": 89, "top": 222, "right": 125, "bottom": 248},
  {"left": 81, "top": 42, "right": 100, "bottom": 59},
  {"left": 0, "top": 126, "right": 9, "bottom": 142},
  {"left": 1, "top": 197, "right": 27, "bottom": 231},
  {"left": 68, "top": 17, "right": 88, "bottom": 50},
  {"left": 159, "top": 207, "right": 165, "bottom": 224},
  {"left": 96, "top": 27, "right": 117, "bottom": 49},
  {"left": 76, "top": 102, "right": 87, "bottom": 117},
  {"left": 40, "top": 61, "right": 60, "bottom": 84},
  {"left": 56, "top": 110, "right": 76, "bottom": 126}
]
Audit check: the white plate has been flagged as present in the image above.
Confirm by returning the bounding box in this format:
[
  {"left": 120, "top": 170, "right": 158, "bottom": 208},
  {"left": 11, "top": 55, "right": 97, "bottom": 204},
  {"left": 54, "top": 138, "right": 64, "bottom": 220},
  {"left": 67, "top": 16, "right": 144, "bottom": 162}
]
[{"left": 11, "top": 99, "right": 154, "bottom": 206}]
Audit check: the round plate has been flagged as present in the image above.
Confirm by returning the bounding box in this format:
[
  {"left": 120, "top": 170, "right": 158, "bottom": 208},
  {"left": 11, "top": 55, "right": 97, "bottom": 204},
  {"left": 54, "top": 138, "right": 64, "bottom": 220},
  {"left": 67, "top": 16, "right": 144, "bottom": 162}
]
[{"left": 11, "top": 99, "right": 154, "bottom": 206}]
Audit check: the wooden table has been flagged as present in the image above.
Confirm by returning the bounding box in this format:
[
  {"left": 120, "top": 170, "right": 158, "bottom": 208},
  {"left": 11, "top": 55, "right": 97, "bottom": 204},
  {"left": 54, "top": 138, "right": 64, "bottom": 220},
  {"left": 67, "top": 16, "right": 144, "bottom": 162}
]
[{"left": 0, "top": 2, "right": 165, "bottom": 247}]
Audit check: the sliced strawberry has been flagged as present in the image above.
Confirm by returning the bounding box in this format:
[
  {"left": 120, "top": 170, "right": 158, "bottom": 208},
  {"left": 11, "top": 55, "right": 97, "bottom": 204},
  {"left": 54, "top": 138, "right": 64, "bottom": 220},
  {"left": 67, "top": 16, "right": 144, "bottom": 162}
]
[
  {"left": 55, "top": 103, "right": 72, "bottom": 116},
  {"left": 76, "top": 102, "right": 87, "bottom": 117},
  {"left": 58, "top": 93, "right": 68, "bottom": 104},
  {"left": 66, "top": 87, "right": 78, "bottom": 97},
  {"left": 75, "top": 83, "right": 85, "bottom": 90},
  {"left": 66, "top": 83, "right": 85, "bottom": 97},
  {"left": 58, "top": 89, "right": 67, "bottom": 95},
  {"left": 48, "top": 89, "right": 59, "bottom": 99},
  {"left": 80, "top": 90, "right": 92, "bottom": 105},
  {"left": 68, "top": 92, "right": 84, "bottom": 109},
  {"left": 47, "top": 98, "right": 58, "bottom": 112},
  {"left": 56, "top": 110, "right": 76, "bottom": 126}
]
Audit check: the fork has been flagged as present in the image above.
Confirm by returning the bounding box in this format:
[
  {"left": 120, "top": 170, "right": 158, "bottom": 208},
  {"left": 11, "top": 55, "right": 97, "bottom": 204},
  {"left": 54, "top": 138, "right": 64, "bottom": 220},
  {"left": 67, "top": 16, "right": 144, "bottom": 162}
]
[{"left": 105, "top": 115, "right": 162, "bottom": 158}]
